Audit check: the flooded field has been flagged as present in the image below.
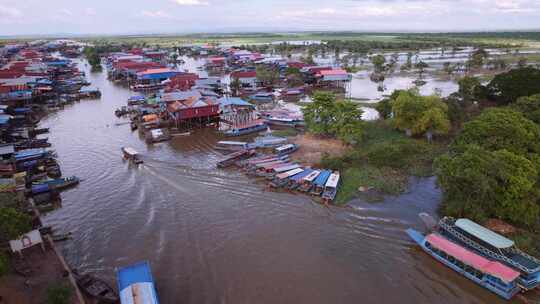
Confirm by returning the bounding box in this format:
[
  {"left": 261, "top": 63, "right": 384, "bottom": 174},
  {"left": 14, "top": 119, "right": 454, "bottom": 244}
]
[{"left": 38, "top": 61, "right": 539, "bottom": 303}]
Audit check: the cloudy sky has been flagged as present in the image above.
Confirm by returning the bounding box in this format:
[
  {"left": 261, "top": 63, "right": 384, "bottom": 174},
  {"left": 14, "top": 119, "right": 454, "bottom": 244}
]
[{"left": 0, "top": 0, "right": 539, "bottom": 36}]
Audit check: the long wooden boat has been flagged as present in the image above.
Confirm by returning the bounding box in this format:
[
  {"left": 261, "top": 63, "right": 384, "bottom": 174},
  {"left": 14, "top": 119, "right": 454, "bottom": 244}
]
[
  {"left": 436, "top": 216, "right": 540, "bottom": 290},
  {"left": 406, "top": 228, "right": 521, "bottom": 300},
  {"left": 73, "top": 271, "right": 119, "bottom": 304},
  {"left": 269, "top": 168, "right": 304, "bottom": 188},
  {"left": 298, "top": 170, "right": 320, "bottom": 193},
  {"left": 117, "top": 261, "right": 160, "bottom": 304},
  {"left": 33, "top": 176, "right": 80, "bottom": 190},
  {"left": 121, "top": 147, "right": 143, "bottom": 164},
  {"left": 309, "top": 170, "right": 331, "bottom": 196},
  {"left": 224, "top": 120, "right": 267, "bottom": 137},
  {"left": 217, "top": 150, "right": 255, "bottom": 168},
  {"left": 274, "top": 144, "right": 298, "bottom": 156},
  {"left": 286, "top": 168, "right": 314, "bottom": 190},
  {"left": 322, "top": 171, "right": 340, "bottom": 202}
]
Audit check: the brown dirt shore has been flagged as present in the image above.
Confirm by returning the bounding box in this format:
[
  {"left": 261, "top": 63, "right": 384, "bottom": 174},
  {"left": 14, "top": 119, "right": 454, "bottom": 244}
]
[
  {"left": 289, "top": 133, "right": 349, "bottom": 166},
  {"left": 0, "top": 240, "right": 80, "bottom": 304}
]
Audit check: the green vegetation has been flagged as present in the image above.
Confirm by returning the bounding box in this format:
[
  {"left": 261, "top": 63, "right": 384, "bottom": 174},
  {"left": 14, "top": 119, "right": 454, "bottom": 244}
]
[
  {"left": 510, "top": 94, "right": 540, "bottom": 124},
  {"left": 83, "top": 47, "right": 102, "bottom": 71},
  {"left": 271, "top": 128, "right": 300, "bottom": 137},
  {"left": 303, "top": 92, "right": 364, "bottom": 144},
  {"left": 46, "top": 283, "right": 73, "bottom": 304},
  {"left": 487, "top": 67, "right": 540, "bottom": 105},
  {"left": 255, "top": 66, "right": 280, "bottom": 87},
  {"left": 319, "top": 121, "right": 447, "bottom": 204},
  {"left": 392, "top": 89, "right": 450, "bottom": 141},
  {"left": 0, "top": 207, "right": 32, "bottom": 242},
  {"left": 0, "top": 252, "right": 9, "bottom": 277}
]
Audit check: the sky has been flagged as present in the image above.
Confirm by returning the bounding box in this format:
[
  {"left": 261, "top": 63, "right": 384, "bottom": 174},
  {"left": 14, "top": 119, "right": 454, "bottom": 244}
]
[{"left": 0, "top": 0, "right": 539, "bottom": 36}]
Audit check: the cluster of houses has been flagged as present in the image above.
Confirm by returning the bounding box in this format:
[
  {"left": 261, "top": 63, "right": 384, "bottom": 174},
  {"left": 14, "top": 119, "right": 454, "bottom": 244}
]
[
  {"left": 106, "top": 45, "right": 352, "bottom": 140},
  {"left": 0, "top": 40, "right": 93, "bottom": 256}
]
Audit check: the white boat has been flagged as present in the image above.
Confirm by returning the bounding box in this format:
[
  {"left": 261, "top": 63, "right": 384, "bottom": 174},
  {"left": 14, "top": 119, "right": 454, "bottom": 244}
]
[{"left": 121, "top": 147, "right": 143, "bottom": 164}]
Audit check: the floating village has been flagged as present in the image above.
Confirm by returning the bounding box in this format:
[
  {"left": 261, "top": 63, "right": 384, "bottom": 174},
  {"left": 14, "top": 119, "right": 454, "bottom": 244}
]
[{"left": 0, "top": 38, "right": 539, "bottom": 304}]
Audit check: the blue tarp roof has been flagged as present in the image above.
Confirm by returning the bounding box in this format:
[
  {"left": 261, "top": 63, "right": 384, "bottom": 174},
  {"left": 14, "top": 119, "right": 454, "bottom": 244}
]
[
  {"left": 117, "top": 261, "right": 159, "bottom": 304},
  {"left": 128, "top": 95, "right": 146, "bottom": 101},
  {"left": 137, "top": 71, "right": 179, "bottom": 80},
  {"left": 14, "top": 148, "right": 46, "bottom": 161},
  {"left": 313, "top": 170, "right": 331, "bottom": 186},
  {"left": 13, "top": 108, "right": 31, "bottom": 114},
  {"left": 289, "top": 168, "right": 313, "bottom": 182}
]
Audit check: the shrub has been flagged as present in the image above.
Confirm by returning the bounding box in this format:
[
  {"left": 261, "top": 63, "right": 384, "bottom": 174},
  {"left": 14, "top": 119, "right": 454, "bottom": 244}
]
[{"left": 46, "top": 284, "right": 72, "bottom": 304}]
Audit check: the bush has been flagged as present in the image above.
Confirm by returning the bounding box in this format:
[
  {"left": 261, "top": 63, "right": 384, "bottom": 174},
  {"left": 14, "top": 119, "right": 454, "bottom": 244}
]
[
  {"left": 0, "top": 252, "right": 9, "bottom": 277},
  {"left": 364, "top": 139, "right": 431, "bottom": 169},
  {"left": 0, "top": 208, "right": 32, "bottom": 242},
  {"left": 46, "top": 284, "right": 72, "bottom": 304}
]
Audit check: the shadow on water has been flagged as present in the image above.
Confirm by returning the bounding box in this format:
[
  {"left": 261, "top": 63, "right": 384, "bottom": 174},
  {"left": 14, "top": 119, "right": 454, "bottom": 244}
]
[{"left": 36, "top": 59, "right": 540, "bottom": 304}]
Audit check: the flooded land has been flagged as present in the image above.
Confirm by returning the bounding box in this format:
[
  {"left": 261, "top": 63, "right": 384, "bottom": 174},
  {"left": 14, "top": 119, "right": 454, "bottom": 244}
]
[{"left": 36, "top": 59, "right": 538, "bottom": 303}]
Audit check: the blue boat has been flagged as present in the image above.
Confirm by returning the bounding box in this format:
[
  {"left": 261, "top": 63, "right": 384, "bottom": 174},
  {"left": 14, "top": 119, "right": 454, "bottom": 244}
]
[
  {"left": 407, "top": 228, "right": 521, "bottom": 300},
  {"left": 33, "top": 176, "right": 80, "bottom": 190},
  {"left": 309, "top": 170, "right": 331, "bottom": 196},
  {"left": 14, "top": 148, "right": 49, "bottom": 162},
  {"left": 437, "top": 217, "right": 540, "bottom": 290},
  {"left": 117, "top": 261, "right": 159, "bottom": 304},
  {"left": 225, "top": 121, "right": 267, "bottom": 137},
  {"left": 31, "top": 183, "right": 50, "bottom": 195}
]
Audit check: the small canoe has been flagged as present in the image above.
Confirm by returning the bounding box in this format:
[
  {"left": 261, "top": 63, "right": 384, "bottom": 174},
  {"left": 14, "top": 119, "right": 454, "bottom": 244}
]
[{"left": 74, "top": 271, "right": 119, "bottom": 304}]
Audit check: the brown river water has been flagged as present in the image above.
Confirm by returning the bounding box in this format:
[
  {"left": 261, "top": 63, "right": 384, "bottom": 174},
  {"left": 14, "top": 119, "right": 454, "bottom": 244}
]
[{"left": 38, "top": 60, "right": 538, "bottom": 304}]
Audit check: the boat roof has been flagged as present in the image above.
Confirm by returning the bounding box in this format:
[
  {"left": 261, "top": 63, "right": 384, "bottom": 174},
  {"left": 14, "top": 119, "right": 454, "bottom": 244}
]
[
  {"left": 255, "top": 160, "right": 286, "bottom": 168},
  {"left": 276, "top": 168, "right": 304, "bottom": 179},
  {"left": 302, "top": 170, "right": 320, "bottom": 182},
  {"left": 123, "top": 147, "right": 138, "bottom": 156},
  {"left": 150, "top": 129, "right": 164, "bottom": 137},
  {"left": 426, "top": 234, "right": 520, "bottom": 283},
  {"left": 275, "top": 144, "right": 296, "bottom": 152},
  {"left": 274, "top": 164, "right": 300, "bottom": 173},
  {"left": 217, "top": 141, "right": 247, "bottom": 146},
  {"left": 289, "top": 168, "right": 313, "bottom": 182},
  {"left": 325, "top": 172, "right": 340, "bottom": 188},
  {"left": 456, "top": 219, "right": 514, "bottom": 249},
  {"left": 313, "top": 170, "right": 331, "bottom": 186},
  {"left": 117, "top": 261, "right": 159, "bottom": 304}
]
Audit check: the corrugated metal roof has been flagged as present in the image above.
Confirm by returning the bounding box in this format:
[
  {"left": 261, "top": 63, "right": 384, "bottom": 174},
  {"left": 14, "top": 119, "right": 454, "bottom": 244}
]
[
  {"left": 276, "top": 168, "right": 303, "bottom": 179},
  {"left": 456, "top": 219, "right": 514, "bottom": 249},
  {"left": 302, "top": 170, "right": 320, "bottom": 182}
]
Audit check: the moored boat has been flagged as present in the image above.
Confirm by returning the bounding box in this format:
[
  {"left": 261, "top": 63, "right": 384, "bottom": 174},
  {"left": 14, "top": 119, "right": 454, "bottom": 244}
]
[
  {"left": 33, "top": 176, "right": 80, "bottom": 190},
  {"left": 224, "top": 120, "right": 267, "bottom": 137},
  {"left": 73, "top": 271, "right": 119, "bottom": 304},
  {"left": 286, "top": 168, "right": 313, "bottom": 190},
  {"left": 436, "top": 216, "right": 540, "bottom": 290},
  {"left": 310, "top": 170, "right": 331, "bottom": 196},
  {"left": 406, "top": 228, "right": 521, "bottom": 300},
  {"left": 217, "top": 149, "right": 255, "bottom": 168},
  {"left": 269, "top": 168, "right": 304, "bottom": 188},
  {"left": 322, "top": 171, "right": 340, "bottom": 202},
  {"left": 298, "top": 170, "right": 320, "bottom": 193},
  {"left": 274, "top": 143, "right": 298, "bottom": 156},
  {"left": 117, "top": 261, "right": 160, "bottom": 304}
]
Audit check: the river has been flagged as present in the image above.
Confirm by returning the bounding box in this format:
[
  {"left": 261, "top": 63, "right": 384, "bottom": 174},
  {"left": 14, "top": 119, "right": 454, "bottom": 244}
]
[{"left": 38, "top": 60, "right": 536, "bottom": 304}]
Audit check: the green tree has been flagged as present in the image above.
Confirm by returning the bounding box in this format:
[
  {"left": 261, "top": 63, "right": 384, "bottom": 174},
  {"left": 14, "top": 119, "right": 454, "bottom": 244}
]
[
  {"left": 371, "top": 54, "right": 386, "bottom": 74},
  {"left": 256, "top": 66, "right": 279, "bottom": 86},
  {"left": 392, "top": 90, "right": 450, "bottom": 141},
  {"left": 47, "top": 284, "right": 73, "bottom": 304},
  {"left": 457, "top": 76, "right": 481, "bottom": 104},
  {"left": 452, "top": 108, "right": 540, "bottom": 156},
  {"left": 0, "top": 208, "right": 32, "bottom": 242},
  {"left": 302, "top": 92, "right": 364, "bottom": 144},
  {"left": 487, "top": 67, "right": 540, "bottom": 105},
  {"left": 229, "top": 77, "right": 241, "bottom": 97},
  {"left": 415, "top": 61, "right": 429, "bottom": 79},
  {"left": 0, "top": 252, "right": 8, "bottom": 277},
  {"left": 468, "top": 48, "right": 489, "bottom": 69},
  {"left": 435, "top": 145, "right": 539, "bottom": 227},
  {"left": 510, "top": 94, "right": 540, "bottom": 124}
]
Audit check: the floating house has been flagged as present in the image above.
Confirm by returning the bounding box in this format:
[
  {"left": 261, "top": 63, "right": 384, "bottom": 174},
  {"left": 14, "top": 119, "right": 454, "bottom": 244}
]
[
  {"left": 165, "top": 92, "right": 220, "bottom": 129},
  {"left": 230, "top": 71, "right": 258, "bottom": 88}
]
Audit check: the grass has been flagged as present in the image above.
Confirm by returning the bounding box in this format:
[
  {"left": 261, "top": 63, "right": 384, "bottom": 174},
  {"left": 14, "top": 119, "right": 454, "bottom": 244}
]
[
  {"left": 320, "top": 120, "right": 448, "bottom": 205},
  {"left": 511, "top": 229, "right": 540, "bottom": 258},
  {"left": 271, "top": 128, "right": 301, "bottom": 137}
]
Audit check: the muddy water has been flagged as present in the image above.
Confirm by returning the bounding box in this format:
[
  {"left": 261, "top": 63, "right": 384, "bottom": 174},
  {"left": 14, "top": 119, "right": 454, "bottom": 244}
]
[{"left": 38, "top": 61, "right": 537, "bottom": 304}]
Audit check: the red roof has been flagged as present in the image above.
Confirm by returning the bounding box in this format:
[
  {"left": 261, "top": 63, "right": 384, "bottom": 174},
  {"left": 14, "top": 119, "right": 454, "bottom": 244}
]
[
  {"left": 138, "top": 68, "right": 174, "bottom": 75},
  {"left": 231, "top": 71, "right": 256, "bottom": 79},
  {"left": 426, "top": 234, "right": 520, "bottom": 283},
  {"left": 318, "top": 69, "right": 348, "bottom": 76}
]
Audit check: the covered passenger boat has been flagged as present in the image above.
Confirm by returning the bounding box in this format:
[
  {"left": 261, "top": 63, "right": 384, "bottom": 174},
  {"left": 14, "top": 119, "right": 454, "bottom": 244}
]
[
  {"left": 286, "top": 168, "right": 314, "bottom": 190},
  {"left": 265, "top": 163, "right": 301, "bottom": 179},
  {"left": 117, "top": 261, "right": 159, "bottom": 304},
  {"left": 437, "top": 217, "right": 540, "bottom": 290},
  {"left": 310, "top": 170, "right": 331, "bottom": 196},
  {"left": 298, "top": 170, "right": 320, "bottom": 192},
  {"left": 121, "top": 147, "right": 143, "bottom": 164},
  {"left": 269, "top": 168, "right": 304, "bottom": 188},
  {"left": 322, "top": 172, "right": 340, "bottom": 202},
  {"left": 274, "top": 144, "right": 298, "bottom": 156},
  {"left": 407, "top": 229, "right": 521, "bottom": 300}
]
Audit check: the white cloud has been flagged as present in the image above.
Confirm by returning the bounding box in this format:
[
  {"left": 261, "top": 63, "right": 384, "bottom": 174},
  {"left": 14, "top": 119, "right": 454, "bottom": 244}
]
[
  {"left": 0, "top": 5, "right": 22, "bottom": 18},
  {"left": 172, "top": 0, "right": 209, "bottom": 6},
  {"left": 84, "top": 8, "right": 97, "bottom": 16},
  {"left": 142, "top": 10, "right": 173, "bottom": 18},
  {"left": 59, "top": 8, "right": 74, "bottom": 16}
]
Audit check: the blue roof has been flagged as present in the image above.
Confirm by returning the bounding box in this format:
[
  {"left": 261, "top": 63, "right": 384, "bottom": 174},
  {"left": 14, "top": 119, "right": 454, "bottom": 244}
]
[
  {"left": 14, "top": 148, "right": 47, "bottom": 161},
  {"left": 13, "top": 108, "right": 31, "bottom": 114},
  {"left": 128, "top": 95, "right": 146, "bottom": 101},
  {"left": 289, "top": 168, "right": 313, "bottom": 182},
  {"left": 117, "top": 261, "right": 156, "bottom": 291},
  {"left": 456, "top": 219, "right": 515, "bottom": 249},
  {"left": 313, "top": 170, "right": 331, "bottom": 186},
  {"left": 218, "top": 97, "right": 254, "bottom": 108},
  {"left": 138, "top": 71, "right": 179, "bottom": 80}
]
